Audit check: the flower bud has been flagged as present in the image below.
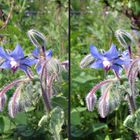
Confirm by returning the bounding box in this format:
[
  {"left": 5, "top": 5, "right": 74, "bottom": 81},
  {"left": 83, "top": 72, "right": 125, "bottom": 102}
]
[
  {"left": 0, "top": 94, "right": 7, "bottom": 111},
  {"left": 85, "top": 93, "right": 97, "bottom": 111},
  {"left": 115, "top": 29, "right": 134, "bottom": 48},
  {"left": 27, "top": 29, "right": 47, "bottom": 48},
  {"left": 80, "top": 54, "right": 95, "bottom": 68}
]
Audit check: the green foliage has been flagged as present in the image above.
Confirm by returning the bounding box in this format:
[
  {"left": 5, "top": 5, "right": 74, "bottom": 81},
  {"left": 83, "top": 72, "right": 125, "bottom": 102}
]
[
  {"left": 100, "top": 0, "right": 140, "bottom": 29},
  {"left": 124, "top": 108, "right": 140, "bottom": 134},
  {"left": 49, "top": 107, "right": 64, "bottom": 140}
]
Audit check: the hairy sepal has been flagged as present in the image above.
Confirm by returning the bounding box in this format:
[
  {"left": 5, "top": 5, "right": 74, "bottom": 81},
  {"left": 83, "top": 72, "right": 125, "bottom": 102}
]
[{"left": 80, "top": 54, "right": 95, "bottom": 68}]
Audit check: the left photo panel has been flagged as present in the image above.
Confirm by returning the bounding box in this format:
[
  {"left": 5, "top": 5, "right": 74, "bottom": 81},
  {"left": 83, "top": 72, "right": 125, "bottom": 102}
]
[{"left": 0, "top": 0, "right": 69, "bottom": 140}]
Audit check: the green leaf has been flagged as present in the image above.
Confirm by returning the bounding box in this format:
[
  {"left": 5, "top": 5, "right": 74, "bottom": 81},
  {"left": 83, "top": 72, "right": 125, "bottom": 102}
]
[
  {"left": 3, "top": 116, "right": 11, "bottom": 132},
  {"left": 38, "top": 115, "right": 48, "bottom": 127},
  {"left": 71, "top": 107, "right": 86, "bottom": 125},
  {"left": 71, "top": 110, "right": 81, "bottom": 125},
  {"left": 73, "top": 73, "right": 98, "bottom": 84},
  {"left": 92, "top": 123, "right": 108, "bottom": 132},
  {"left": 14, "top": 112, "right": 27, "bottom": 125},
  {"left": 51, "top": 95, "right": 68, "bottom": 111},
  {"left": 0, "top": 117, "right": 4, "bottom": 133},
  {"left": 123, "top": 114, "right": 135, "bottom": 131},
  {"left": 123, "top": 108, "right": 140, "bottom": 134},
  {"left": 105, "top": 135, "right": 110, "bottom": 140},
  {"left": 49, "top": 107, "right": 64, "bottom": 140},
  {"left": 15, "top": 125, "right": 33, "bottom": 138}
]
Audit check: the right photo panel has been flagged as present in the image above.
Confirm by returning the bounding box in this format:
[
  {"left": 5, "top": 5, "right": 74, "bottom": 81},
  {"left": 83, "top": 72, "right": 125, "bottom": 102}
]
[{"left": 71, "top": 0, "right": 140, "bottom": 139}]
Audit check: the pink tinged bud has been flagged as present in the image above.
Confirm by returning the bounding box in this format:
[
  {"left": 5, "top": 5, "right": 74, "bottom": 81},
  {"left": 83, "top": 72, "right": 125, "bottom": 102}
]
[
  {"left": 8, "top": 99, "right": 19, "bottom": 118},
  {"left": 85, "top": 79, "right": 117, "bottom": 113},
  {"left": 8, "top": 86, "right": 21, "bottom": 118},
  {"left": 0, "top": 94, "right": 7, "bottom": 111},
  {"left": 98, "top": 85, "right": 111, "bottom": 118},
  {"left": 86, "top": 93, "right": 97, "bottom": 111}
]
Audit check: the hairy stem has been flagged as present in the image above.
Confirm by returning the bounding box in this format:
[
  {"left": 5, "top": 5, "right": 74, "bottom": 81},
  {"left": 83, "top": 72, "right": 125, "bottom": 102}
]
[
  {"left": 127, "top": 95, "right": 136, "bottom": 114},
  {"left": 40, "top": 83, "right": 51, "bottom": 113},
  {"left": 40, "top": 61, "right": 51, "bottom": 113}
]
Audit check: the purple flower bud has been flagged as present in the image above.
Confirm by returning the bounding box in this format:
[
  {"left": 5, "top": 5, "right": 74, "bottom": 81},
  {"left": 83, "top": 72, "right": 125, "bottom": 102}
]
[
  {"left": 8, "top": 86, "right": 21, "bottom": 118},
  {"left": 80, "top": 54, "right": 95, "bottom": 68},
  {"left": 85, "top": 79, "right": 117, "bottom": 112},
  {"left": 86, "top": 93, "right": 97, "bottom": 111},
  {"left": 8, "top": 99, "right": 19, "bottom": 118},
  {"left": 0, "top": 94, "right": 7, "bottom": 111},
  {"left": 98, "top": 85, "right": 111, "bottom": 118}
]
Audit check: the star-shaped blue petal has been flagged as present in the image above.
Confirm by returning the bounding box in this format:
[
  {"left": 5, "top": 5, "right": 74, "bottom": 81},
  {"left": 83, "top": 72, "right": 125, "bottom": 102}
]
[
  {"left": 0, "top": 44, "right": 34, "bottom": 74},
  {"left": 90, "top": 44, "right": 127, "bottom": 75}
]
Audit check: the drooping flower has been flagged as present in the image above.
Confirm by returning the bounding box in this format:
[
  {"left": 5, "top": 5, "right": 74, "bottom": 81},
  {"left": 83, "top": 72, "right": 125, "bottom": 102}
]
[
  {"left": 0, "top": 94, "right": 7, "bottom": 112},
  {"left": 0, "top": 44, "right": 34, "bottom": 75},
  {"left": 86, "top": 92, "right": 97, "bottom": 111},
  {"left": 90, "top": 44, "right": 125, "bottom": 75},
  {"left": 32, "top": 47, "right": 52, "bottom": 74}
]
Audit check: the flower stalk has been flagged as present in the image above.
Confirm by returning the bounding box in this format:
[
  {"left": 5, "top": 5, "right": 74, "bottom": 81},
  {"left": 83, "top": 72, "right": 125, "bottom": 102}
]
[{"left": 40, "top": 61, "right": 52, "bottom": 113}]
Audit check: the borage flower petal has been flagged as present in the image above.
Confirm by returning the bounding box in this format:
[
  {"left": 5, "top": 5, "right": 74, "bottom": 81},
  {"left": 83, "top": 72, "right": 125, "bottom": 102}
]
[
  {"left": 104, "top": 44, "right": 118, "bottom": 59},
  {"left": 90, "top": 45, "right": 103, "bottom": 59},
  {"left": 90, "top": 60, "right": 103, "bottom": 69},
  {"left": 10, "top": 44, "right": 24, "bottom": 59},
  {"left": 45, "top": 50, "right": 52, "bottom": 59},
  {"left": 0, "top": 44, "right": 34, "bottom": 77},
  {"left": 0, "top": 61, "right": 11, "bottom": 69},
  {"left": 0, "top": 47, "right": 10, "bottom": 59},
  {"left": 88, "top": 43, "right": 129, "bottom": 77}
]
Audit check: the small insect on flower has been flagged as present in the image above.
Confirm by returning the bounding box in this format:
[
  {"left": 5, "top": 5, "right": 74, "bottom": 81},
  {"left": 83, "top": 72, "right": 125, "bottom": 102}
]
[
  {"left": 0, "top": 44, "right": 34, "bottom": 76},
  {"left": 32, "top": 47, "right": 52, "bottom": 74},
  {"left": 90, "top": 44, "right": 125, "bottom": 75}
]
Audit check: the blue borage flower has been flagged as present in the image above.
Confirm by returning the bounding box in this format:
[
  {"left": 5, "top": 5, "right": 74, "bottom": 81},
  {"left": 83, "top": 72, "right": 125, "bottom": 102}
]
[
  {"left": 90, "top": 44, "right": 125, "bottom": 75},
  {"left": 32, "top": 47, "right": 52, "bottom": 74},
  {"left": 0, "top": 44, "right": 34, "bottom": 75},
  {"left": 121, "top": 50, "right": 131, "bottom": 66}
]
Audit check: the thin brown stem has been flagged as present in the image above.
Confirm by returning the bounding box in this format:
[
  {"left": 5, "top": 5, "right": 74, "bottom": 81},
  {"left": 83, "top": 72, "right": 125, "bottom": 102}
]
[{"left": 0, "top": 0, "right": 15, "bottom": 30}]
